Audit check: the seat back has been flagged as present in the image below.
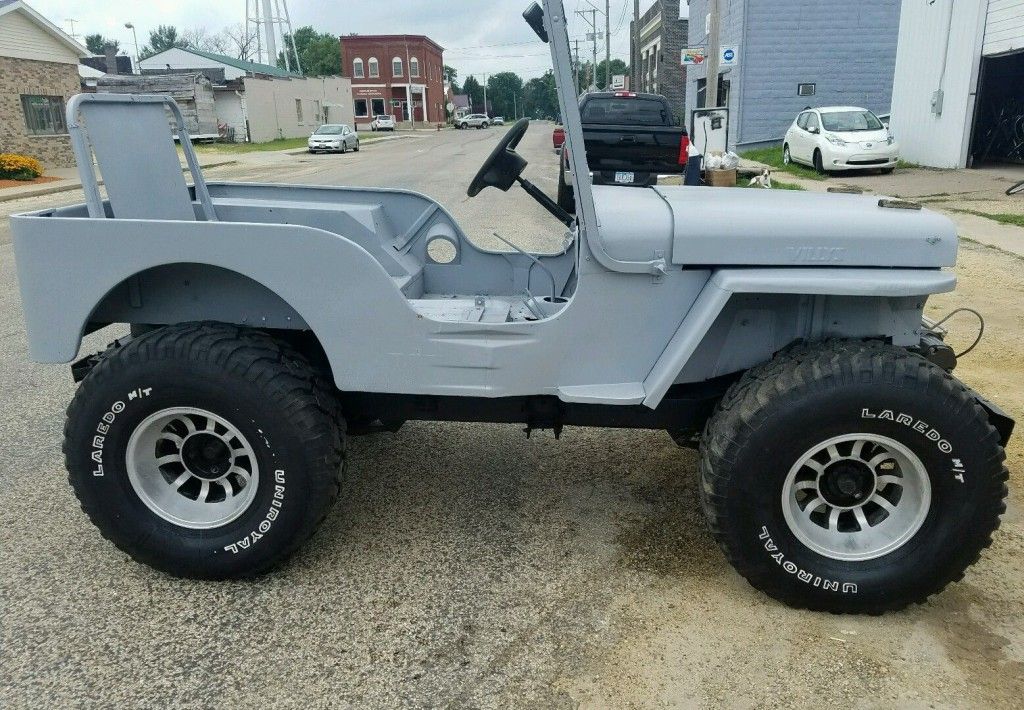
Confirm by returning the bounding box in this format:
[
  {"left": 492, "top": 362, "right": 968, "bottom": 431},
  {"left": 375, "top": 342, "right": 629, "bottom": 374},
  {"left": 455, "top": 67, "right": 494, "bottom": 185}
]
[{"left": 66, "top": 94, "right": 216, "bottom": 221}]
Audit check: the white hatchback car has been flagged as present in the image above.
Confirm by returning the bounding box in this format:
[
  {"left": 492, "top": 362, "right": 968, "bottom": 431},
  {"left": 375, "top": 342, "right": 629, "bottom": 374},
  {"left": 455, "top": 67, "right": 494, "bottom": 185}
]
[
  {"left": 370, "top": 115, "right": 396, "bottom": 132},
  {"left": 784, "top": 106, "right": 899, "bottom": 174}
]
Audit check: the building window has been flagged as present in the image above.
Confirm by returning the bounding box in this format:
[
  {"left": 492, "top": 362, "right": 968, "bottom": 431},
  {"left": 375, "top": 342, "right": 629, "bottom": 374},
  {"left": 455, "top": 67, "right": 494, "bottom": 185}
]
[
  {"left": 371, "top": 98, "right": 386, "bottom": 116},
  {"left": 21, "top": 95, "right": 67, "bottom": 135},
  {"left": 313, "top": 100, "right": 322, "bottom": 123},
  {"left": 798, "top": 83, "right": 816, "bottom": 97},
  {"left": 295, "top": 99, "right": 303, "bottom": 123},
  {"left": 368, "top": 57, "right": 379, "bottom": 78},
  {"left": 354, "top": 99, "right": 369, "bottom": 117},
  {"left": 410, "top": 57, "right": 420, "bottom": 78},
  {"left": 696, "top": 76, "right": 731, "bottom": 109},
  {"left": 392, "top": 57, "right": 404, "bottom": 78},
  {"left": 353, "top": 58, "right": 364, "bottom": 79}
]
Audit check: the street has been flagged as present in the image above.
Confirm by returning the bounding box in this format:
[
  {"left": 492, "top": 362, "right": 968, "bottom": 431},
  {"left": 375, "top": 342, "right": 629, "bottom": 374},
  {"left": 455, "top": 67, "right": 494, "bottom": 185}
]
[{"left": 1, "top": 126, "right": 1022, "bottom": 709}]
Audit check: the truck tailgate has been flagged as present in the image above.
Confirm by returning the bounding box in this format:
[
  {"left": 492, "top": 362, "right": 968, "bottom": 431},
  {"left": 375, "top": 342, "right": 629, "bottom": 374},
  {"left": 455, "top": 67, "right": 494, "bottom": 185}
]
[{"left": 584, "top": 124, "right": 684, "bottom": 174}]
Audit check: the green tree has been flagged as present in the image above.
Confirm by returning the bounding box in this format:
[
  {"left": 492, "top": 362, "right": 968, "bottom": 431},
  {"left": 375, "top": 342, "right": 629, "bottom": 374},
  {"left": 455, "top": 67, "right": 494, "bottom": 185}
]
[
  {"left": 280, "top": 27, "right": 342, "bottom": 76},
  {"left": 140, "top": 25, "right": 188, "bottom": 59},
  {"left": 595, "top": 58, "right": 629, "bottom": 89},
  {"left": 85, "top": 34, "right": 119, "bottom": 55},
  {"left": 443, "top": 65, "right": 458, "bottom": 86},
  {"left": 462, "top": 75, "right": 484, "bottom": 113},
  {"left": 486, "top": 72, "right": 524, "bottom": 119},
  {"left": 523, "top": 71, "right": 559, "bottom": 120}
]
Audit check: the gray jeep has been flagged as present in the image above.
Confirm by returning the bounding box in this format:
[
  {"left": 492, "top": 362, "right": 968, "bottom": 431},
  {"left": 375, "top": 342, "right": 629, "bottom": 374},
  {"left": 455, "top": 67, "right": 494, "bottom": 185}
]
[{"left": 10, "top": 0, "right": 1013, "bottom": 614}]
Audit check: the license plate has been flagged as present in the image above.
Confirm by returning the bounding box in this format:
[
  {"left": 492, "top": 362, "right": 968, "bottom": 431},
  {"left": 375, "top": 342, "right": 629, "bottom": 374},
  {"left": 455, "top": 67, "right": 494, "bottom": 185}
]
[{"left": 614, "top": 171, "right": 635, "bottom": 184}]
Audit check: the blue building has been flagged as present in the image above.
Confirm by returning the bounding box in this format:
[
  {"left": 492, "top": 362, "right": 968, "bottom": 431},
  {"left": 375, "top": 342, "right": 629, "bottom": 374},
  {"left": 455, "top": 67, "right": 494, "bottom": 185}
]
[{"left": 685, "top": 0, "right": 901, "bottom": 151}]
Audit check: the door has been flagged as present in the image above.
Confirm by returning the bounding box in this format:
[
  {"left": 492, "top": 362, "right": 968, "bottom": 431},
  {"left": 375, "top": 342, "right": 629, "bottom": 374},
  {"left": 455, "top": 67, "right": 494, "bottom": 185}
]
[{"left": 799, "top": 112, "right": 821, "bottom": 163}]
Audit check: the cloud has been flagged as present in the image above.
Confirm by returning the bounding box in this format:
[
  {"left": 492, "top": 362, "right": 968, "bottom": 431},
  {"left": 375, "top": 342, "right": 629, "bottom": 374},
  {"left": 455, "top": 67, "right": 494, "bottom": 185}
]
[{"left": 27, "top": 0, "right": 634, "bottom": 79}]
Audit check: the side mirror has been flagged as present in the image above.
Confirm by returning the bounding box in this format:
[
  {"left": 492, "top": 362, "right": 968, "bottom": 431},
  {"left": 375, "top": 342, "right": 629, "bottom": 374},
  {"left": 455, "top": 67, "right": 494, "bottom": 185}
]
[
  {"left": 523, "top": 3, "right": 548, "bottom": 43},
  {"left": 809, "top": 126, "right": 820, "bottom": 134}
]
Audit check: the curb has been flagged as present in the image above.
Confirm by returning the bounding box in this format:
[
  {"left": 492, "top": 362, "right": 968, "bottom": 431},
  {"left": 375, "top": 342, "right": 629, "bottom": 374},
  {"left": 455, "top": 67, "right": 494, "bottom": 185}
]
[{"left": 0, "top": 160, "right": 239, "bottom": 204}]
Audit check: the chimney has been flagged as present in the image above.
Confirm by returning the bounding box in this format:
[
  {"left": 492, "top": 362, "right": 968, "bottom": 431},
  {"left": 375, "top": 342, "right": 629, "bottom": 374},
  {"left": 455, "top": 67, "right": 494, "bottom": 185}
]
[{"left": 105, "top": 46, "right": 118, "bottom": 75}]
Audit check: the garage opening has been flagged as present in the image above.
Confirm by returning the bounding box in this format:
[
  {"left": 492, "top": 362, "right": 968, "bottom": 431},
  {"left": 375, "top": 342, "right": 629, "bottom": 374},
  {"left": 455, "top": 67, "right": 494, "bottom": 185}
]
[{"left": 970, "top": 50, "right": 1024, "bottom": 166}]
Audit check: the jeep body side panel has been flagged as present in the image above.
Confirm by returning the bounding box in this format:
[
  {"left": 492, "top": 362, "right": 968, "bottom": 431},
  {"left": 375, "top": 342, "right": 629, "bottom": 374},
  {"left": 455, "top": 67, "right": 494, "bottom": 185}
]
[{"left": 642, "top": 268, "right": 955, "bottom": 408}]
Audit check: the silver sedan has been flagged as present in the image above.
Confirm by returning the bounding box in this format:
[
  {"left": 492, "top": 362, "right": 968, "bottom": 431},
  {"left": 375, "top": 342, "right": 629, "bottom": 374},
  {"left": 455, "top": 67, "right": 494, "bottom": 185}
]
[{"left": 308, "top": 124, "right": 360, "bottom": 154}]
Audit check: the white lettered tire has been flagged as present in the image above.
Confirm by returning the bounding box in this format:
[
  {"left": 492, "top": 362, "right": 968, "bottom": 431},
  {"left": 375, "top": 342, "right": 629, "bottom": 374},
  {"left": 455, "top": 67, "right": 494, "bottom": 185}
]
[
  {"left": 700, "top": 340, "right": 1009, "bottom": 613},
  {"left": 64, "top": 323, "right": 345, "bottom": 579}
]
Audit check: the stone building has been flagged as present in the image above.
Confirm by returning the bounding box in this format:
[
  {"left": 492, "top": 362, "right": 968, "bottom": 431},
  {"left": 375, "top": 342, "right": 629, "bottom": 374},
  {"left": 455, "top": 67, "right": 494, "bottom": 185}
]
[
  {"left": 631, "top": 1, "right": 688, "bottom": 124},
  {"left": 0, "top": 0, "right": 88, "bottom": 168}
]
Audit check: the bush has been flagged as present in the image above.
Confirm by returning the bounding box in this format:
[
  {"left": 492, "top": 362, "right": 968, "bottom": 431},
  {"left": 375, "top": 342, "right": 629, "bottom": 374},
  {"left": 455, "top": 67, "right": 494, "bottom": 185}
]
[{"left": 0, "top": 153, "right": 44, "bottom": 181}]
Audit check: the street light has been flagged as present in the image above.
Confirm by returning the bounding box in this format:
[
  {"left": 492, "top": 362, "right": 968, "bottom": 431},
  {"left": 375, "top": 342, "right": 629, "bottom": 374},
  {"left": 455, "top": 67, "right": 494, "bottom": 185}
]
[{"left": 124, "top": 22, "right": 140, "bottom": 74}]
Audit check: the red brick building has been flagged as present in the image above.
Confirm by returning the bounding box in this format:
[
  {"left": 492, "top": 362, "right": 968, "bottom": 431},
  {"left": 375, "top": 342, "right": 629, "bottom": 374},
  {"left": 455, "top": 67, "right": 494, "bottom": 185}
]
[{"left": 340, "top": 34, "right": 445, "bottom": 127}]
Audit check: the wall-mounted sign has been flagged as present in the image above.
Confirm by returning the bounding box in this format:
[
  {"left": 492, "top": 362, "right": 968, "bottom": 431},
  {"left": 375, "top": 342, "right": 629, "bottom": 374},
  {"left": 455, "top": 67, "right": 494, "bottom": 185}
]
[
  {"left": 721, "top": 45, "right": 739, "bottom": 66},
  {"left": 682, "top": 48, "right": 707, "bottom": 65}
]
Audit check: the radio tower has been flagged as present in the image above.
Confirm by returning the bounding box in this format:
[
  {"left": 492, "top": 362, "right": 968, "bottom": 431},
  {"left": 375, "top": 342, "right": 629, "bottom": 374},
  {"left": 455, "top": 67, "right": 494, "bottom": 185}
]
[{"left": 246, "top": 0, "right": 302, "bottom": 74}]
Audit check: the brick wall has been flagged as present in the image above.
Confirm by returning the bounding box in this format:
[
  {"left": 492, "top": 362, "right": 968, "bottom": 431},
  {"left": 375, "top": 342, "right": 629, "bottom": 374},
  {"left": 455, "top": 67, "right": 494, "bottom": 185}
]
[
  {"left": 0, "top": 56, "right": 80, "bottom": 168},
  {"left": 340, "top": 35, "right": 445, "bottom": 125}
]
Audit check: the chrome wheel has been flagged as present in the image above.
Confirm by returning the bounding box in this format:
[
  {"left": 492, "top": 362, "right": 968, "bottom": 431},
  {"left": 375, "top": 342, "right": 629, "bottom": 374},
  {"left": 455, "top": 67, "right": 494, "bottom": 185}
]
[
  {"left": 782, "top": 434, "right": 931, "bottom": 561},
  {"left": 126, "top": 408, "right": 259, "bottom": 530}
]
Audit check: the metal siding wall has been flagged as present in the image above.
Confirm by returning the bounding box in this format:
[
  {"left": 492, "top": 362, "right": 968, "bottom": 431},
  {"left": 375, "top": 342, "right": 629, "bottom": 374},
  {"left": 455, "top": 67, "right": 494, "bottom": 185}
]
[
  {"left": 685, "top": 0, "right": 746, "bottom": 147},
  {"left": 985, "top": 0, "right": 1024, "bottom": 55},
  {"left": 738, "top": 0, "right": 900, "bottom": 148},
  {"left": 890, "top": 0, "right": 987, "bottom": 168}
]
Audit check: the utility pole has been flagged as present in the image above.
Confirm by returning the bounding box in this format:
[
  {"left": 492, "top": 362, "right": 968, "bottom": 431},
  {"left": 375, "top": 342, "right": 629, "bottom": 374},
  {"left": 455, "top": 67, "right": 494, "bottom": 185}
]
[
  {"left": 707, "top": 0, "right": 722, "bottom": 108},
  {"left": 575, "top": 7, "right": 600, "bottom": 91},
  {"left": 64, "top": 18, "right": 79, "bottom": 40},
  {"left": 605, "top": 0, "right": 611, "bottom": 90},
  {"left": 633, "top": 0, "right": 640, "bottom": 90},
  {"left": 482, "top": 73, "right": 488, "bottom": 116},
  {"left": 573, "top": 39, "right": 581, "bottom": 96}
]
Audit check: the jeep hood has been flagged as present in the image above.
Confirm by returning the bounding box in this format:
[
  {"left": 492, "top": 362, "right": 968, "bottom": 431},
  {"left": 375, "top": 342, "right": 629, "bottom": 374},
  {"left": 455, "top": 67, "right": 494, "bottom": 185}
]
[{"left": 593, "top": 185, "right": 958, "bottom": 269}]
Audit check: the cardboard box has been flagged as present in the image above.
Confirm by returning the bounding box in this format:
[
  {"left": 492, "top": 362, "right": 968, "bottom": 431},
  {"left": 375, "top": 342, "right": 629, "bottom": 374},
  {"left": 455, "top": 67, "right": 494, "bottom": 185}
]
[{"left": 706, "top": 169, "right": 737, "bottom": 187}]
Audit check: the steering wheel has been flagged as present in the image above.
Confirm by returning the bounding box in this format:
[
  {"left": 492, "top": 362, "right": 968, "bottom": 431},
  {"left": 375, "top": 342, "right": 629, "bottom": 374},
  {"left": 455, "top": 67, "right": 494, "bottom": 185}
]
[{"left": 467, "top": 118, "right": 531, "bottom": 197}]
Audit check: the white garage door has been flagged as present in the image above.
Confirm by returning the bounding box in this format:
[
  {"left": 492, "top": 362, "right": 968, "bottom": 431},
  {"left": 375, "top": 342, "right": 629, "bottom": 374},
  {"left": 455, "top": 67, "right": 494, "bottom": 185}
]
[{"left": 985, "top": 0, "right": 1024, "bottom": 55}]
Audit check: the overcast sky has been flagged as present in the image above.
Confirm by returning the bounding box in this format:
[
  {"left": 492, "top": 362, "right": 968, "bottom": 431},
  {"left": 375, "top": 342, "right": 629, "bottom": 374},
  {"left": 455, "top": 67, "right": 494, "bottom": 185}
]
[{"left": 27, "top": 0, "right": 664, "bottom": 81}]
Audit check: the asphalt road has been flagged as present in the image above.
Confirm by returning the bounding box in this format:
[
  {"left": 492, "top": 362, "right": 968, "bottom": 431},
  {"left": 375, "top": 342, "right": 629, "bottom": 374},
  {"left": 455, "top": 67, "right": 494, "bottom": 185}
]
[{"left": 1, "top": 126, "right": 1021, "bottom": 709}]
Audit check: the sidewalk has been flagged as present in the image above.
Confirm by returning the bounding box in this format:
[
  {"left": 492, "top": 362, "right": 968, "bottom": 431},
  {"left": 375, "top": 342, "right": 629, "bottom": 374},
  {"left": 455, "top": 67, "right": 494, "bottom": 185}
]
[
  {"left": 741, "top": 158, "right": 1024, "bottom": 259},
  {"left": 0, "top": 157, "right": 238, "bottom": 203}
]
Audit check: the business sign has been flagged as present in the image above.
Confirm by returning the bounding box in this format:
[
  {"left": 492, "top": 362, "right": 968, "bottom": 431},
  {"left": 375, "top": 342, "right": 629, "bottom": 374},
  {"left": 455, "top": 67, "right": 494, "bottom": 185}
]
[
  {"left": 682, "top": 48, "right": 707, "bottom": 65},
  {"left": 683, "top": 46, "right": 739, "bottom": 66},
  {"left": 611, "top": 74, "right": 626, "bottom": 90}
]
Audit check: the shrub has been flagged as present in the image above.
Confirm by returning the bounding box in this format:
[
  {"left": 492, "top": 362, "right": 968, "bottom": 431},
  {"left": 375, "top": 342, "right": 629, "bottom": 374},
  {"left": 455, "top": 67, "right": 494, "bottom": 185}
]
[{"left": 0, "top": 153, "right": 44, "bottom": 181}]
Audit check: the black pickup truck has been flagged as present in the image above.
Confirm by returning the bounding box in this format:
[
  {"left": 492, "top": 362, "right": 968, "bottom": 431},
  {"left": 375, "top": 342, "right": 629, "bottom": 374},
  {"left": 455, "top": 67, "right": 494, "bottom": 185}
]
[{"left": 557, "top": 91, "right": 689, "bottom": 212}]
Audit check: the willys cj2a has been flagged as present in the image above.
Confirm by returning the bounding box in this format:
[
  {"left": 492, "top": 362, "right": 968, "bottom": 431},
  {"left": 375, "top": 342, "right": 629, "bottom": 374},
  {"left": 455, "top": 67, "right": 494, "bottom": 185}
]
[{"left": 11, "top": 0, "right": 1013, "bottom": 614}]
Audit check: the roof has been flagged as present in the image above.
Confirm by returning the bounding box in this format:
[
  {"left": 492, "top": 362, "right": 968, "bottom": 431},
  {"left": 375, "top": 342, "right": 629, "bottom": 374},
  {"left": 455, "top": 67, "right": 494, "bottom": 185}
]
[
  {"left": 816, "top": 106, "right": 871, "bottom": 113},
  {"left": 143, "top": 46, "right": 300, "bottom": 78},
  {"left": 340, "top": 34, "right": 444, "bottom": 54},
  {"left": 0, "top": 0, "right": 90, "bottom": 57}
]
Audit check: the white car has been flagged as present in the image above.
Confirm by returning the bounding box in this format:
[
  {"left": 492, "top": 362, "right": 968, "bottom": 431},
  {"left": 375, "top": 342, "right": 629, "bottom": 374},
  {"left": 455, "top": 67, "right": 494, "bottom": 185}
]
[
  {"left": 457, "top": 114, "right": 490, "bottom": 129},
  {"left": 783, "top": 106, "right": 899, "bottom": 174},
  {"left": 370, "top": 115, "right": 396, "bottom": 132},
  {"left": 491, "top": 116, "right": 505, "bottom": 126},
  {"left": 307, "top": 124, "right": 359, "bottom": 154}
]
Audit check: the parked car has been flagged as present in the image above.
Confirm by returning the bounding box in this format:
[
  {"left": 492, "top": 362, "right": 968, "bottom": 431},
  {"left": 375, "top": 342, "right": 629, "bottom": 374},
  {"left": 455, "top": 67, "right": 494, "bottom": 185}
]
[
  {"left": 558, "top": 91, "right": 689, "bottom": 212},
  {"left": 552, "top": 125, "right": 565, "bottom": 151},
  {"left": 370, "top": 115, "right": 396, "bottom": 132},
  {"left": 307, "top": 124, "right": 360, "bottom": 154},
  {"left": 784, "top": 106, "right": 899, "bottom": 174},
  {"left": 492, "top": 116, "right": 505, "bottom": 126},
  {"left": 457, "top": 114, "right": 490, "bottom": 129}
]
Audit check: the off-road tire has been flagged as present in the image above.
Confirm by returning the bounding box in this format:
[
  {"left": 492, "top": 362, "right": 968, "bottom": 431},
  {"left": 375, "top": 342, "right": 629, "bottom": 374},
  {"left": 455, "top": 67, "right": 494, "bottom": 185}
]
[
  {"left": 557, "top": 161, "right": 575, "bottom": 214},
  {"left": 700, "top": 340, "right": 1008, "bottom": 614},
  {"left": 64, "top": 323, "right": 345, "bottom": 580}
]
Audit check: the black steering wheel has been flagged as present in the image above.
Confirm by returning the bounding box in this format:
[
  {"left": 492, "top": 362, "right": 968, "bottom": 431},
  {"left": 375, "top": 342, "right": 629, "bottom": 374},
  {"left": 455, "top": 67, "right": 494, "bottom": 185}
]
[{"left": 467, "top": 118, "right": 531, "bottom": 197}]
